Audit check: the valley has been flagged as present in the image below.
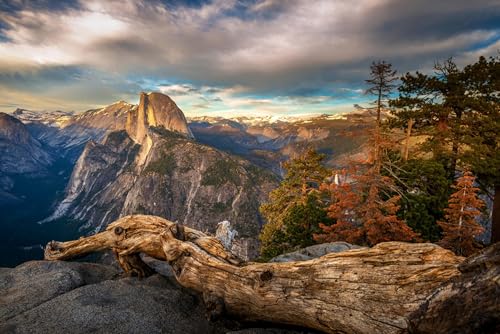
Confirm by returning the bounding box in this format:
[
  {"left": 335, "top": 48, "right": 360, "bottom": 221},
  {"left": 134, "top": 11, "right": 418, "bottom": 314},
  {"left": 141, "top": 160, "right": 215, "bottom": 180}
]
[{"left": 0, "top": 92, "right": 371, "bottom": 266}]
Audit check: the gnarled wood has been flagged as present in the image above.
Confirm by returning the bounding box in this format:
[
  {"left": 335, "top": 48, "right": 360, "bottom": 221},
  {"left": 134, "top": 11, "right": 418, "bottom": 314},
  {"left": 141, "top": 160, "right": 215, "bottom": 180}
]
[
  {"left": 45, "top": 215, "right": 499, "bottom": 334},
  {"left": 408, "top": 242, "right": 500, "bottom": 334}
]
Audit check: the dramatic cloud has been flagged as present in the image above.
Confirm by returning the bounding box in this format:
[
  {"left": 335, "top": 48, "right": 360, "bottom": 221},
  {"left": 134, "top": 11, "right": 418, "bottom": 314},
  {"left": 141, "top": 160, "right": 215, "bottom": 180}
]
[{"left": 0, "top": 0, "right": 498, "bottom": 115}]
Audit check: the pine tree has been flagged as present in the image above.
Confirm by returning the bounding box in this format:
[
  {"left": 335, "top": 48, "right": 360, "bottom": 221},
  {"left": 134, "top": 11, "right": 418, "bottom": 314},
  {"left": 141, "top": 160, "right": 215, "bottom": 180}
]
[
  {"left": 390, "top": 55, "right": 499, "bottom": 243},
  {"left": 389, "top": 158, "right": 451, "bottom": 242},
  {"left": 390, "top": 58, "right": 467, "bottom": 177},
  {"left": 365, "top": 61, "right": 398, "bottom": 169},
  {"left": 365, "top": 60, "right": 398, "bottom": 127},
  {"left": 314, "top": 173, "right": 363, "bottom": 244},
  {"left": 315, "top": 166, "right": 419, "bottom": 246},
  {"left": 438, "top": 171, "right": 485, "bottom": 256},
  {"left": 259, "top": 149, "right": 330, "bottom": 260},
  {"left": 460, "top": 56, "right": 500, "bottom": 242},
  {"left": 315, "top": 60, "right": 417, "bottom": 246}
]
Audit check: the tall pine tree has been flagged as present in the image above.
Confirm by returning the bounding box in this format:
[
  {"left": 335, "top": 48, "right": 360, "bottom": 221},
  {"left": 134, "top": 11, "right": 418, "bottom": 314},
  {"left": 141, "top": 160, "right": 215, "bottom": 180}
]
[
  {"left": 460, "top": 56, "right": 500, "bottom": 242},
  {"left": 390, "top": 56, "right": 499, "bottom": 243},
  {"left": 315, "top": 61, "right": 417, "bottom": 246},
  {"left": 365, "top": 60, "right": 398, "bottom": 127},
  {"left": 365, "top": 61, "right": 398, "bottom": 169}
]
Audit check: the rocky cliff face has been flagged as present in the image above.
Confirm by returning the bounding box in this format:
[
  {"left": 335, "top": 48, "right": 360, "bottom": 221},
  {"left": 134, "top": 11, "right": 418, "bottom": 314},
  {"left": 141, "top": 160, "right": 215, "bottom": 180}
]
[
  {"left": 0, "top": 113, "right": 52, "bottom": 172},
  {"left": 125, "top": 92, "right": 193, "bottom": 167},
  {"left": 44, "top": 93, "right": 277, "bottom": 260},
  {"left": 0, "top": 113, "right": 53, "bottom": 205},
  {"left": 126, "top": 92, "right": 193, "bottom": 143}
]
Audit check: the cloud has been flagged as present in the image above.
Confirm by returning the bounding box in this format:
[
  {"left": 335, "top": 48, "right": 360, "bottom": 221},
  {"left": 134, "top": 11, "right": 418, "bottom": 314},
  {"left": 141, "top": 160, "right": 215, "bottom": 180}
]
[
  {"left": 154, "top": 81, "right": 341, "bottom": 117},
  {"left": 158, "top": 83, "right": 199, "bottom": 96},
  {"left": 0, "top": 0, "right": 498, "bottom": 114},
  {"left": 0, "top": 65, "right": 141, "bottom": 112}
]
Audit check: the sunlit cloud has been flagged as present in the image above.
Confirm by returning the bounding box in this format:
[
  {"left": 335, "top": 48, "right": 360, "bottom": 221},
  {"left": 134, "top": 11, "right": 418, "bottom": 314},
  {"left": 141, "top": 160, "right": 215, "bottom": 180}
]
[{"left": 0, "top": 0, "right": 498, "bottom": 115}]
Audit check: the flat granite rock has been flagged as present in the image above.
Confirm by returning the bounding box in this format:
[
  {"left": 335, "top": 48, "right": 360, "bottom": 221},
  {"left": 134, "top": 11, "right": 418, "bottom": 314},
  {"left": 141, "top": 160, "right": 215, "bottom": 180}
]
[
  {"left": 0, "top": 260, "right": 119, "bottom": 322},
  {"left": 0, "top": 260, "right": 311, "bottom": 334},
  {"left": 0, "top": 261, "right": 222, "bottom": 334}
]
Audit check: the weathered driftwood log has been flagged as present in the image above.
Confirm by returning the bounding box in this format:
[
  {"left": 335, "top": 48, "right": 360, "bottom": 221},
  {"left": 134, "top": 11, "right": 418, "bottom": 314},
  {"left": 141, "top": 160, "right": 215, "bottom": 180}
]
[{"left": 44, "top": 215, "right": 499, "bottom": 334}]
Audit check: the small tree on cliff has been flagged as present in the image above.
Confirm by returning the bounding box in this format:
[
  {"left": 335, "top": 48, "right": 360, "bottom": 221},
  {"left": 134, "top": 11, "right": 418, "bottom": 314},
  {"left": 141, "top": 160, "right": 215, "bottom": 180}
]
[
  {"left": 315, "top": 166, "right": 419, "bottom": 246},
  {"left": 366, "top": 60, "right": 398, "bottom": 127},
  {"left": 259, "top": 149, "right": 331, "bottom": 259},
  {"left": 438, "top": 171, "right": 485, "bottom": 256},
  {"left": 365, "top": 61, "right": 398, "bottom": 170}
]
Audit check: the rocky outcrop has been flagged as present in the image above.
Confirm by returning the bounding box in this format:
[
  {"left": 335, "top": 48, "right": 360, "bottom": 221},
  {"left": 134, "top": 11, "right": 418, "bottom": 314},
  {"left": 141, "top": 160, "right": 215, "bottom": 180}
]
[
  {"left": 269, "top": 242, "right": 364, "bottom": 262},
  {"left": 0, "top": 261, "right": 223, "bottom": 334},
  {"left": 0, "top": 260, "right": 315, "bottom": 334},
  {"left": 126, "top": 92, "right": 193, "bottom": 144}
]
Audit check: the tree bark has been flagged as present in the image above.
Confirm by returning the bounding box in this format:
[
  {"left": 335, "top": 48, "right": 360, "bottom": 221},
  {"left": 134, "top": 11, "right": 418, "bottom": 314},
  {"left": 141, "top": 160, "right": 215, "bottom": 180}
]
[
  {"left": 44, "top": 215, "right": 499, "bottom": 334},
  {"left": 491, "top": 185, "right": 500, "bottom": 243}
]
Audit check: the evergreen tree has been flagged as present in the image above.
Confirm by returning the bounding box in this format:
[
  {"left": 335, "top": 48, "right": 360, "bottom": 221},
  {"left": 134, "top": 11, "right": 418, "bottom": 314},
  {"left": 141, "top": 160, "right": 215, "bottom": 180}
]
[
  {"left": 365, "top": 61, "right": 398, "bottom": 169},
  {"left": 315, "top": 166, "right": 419, "bottom": 246},
  {"left": 315, "top": 60, "right": 417, "bottom": 246},
  {"left": 388, "top": 158, "right": 451, "bottom": 242},
  {"left": 365, "top": 60, "right": 398, "bottom": 126},
  {"left": 460, "top": 56, "right": 500, "bottom": 242},
  {"left": 259, "top": 149, "right": 330, "bottom": 260},
  {"left": 390, "top": 56, "right": 499, "bottom": 243},
  {"left": 390, "top": 58, "right": 469, "bottom": 177},
  {"left": 438, "top": 171, "right": 485, "bottom": 256}
]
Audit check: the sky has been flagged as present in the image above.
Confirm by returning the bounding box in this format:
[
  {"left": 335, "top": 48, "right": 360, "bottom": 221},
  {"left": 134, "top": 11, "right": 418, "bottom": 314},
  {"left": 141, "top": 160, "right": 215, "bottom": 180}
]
[{"left": 0, "top": 0, "right": 499, "bottom": 117}]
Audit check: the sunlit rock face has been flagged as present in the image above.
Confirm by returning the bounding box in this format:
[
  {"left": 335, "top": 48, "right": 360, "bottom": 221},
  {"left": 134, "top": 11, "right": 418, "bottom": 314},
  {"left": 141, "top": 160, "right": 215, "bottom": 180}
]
[
  {"left": 125, "top": 92, "right": 194, "bottom": 167},
  {"left": 126, "top": 92, "right": 193, "bottom": 144}
]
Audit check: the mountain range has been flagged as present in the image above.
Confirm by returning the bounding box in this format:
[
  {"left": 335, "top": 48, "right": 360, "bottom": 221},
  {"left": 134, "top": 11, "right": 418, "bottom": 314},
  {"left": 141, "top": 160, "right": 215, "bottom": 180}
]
[{"left": 0, "top": 92, "right": 375, "bottom": 265}]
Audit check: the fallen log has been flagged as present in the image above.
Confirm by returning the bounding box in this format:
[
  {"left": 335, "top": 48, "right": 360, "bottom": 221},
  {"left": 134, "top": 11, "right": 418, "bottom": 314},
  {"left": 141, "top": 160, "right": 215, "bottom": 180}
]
[{"left": 44, "top": 215, "right": 499, "bottom": 334}]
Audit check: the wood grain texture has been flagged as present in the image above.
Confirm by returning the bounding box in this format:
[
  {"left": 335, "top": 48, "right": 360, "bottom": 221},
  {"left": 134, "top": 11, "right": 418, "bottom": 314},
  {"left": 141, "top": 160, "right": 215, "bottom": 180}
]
[{"left": 45, "top": 215, "right": 499, "bottom": 334}]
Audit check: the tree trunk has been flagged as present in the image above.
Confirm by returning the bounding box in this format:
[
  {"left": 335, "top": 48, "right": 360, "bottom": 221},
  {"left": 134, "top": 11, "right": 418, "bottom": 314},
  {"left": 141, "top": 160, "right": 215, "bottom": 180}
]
[
  {"left": 491, "top": 185, "right": 500, "bottom": 243},
  {"left": 403, "top": 118, "right": 414, "bottom": 161},
  {"left": 44, "top": 215, "right": 499, "bottom": 334},
  {"left": 376, "top": 88, "right": 382, "bottom": 127}
]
